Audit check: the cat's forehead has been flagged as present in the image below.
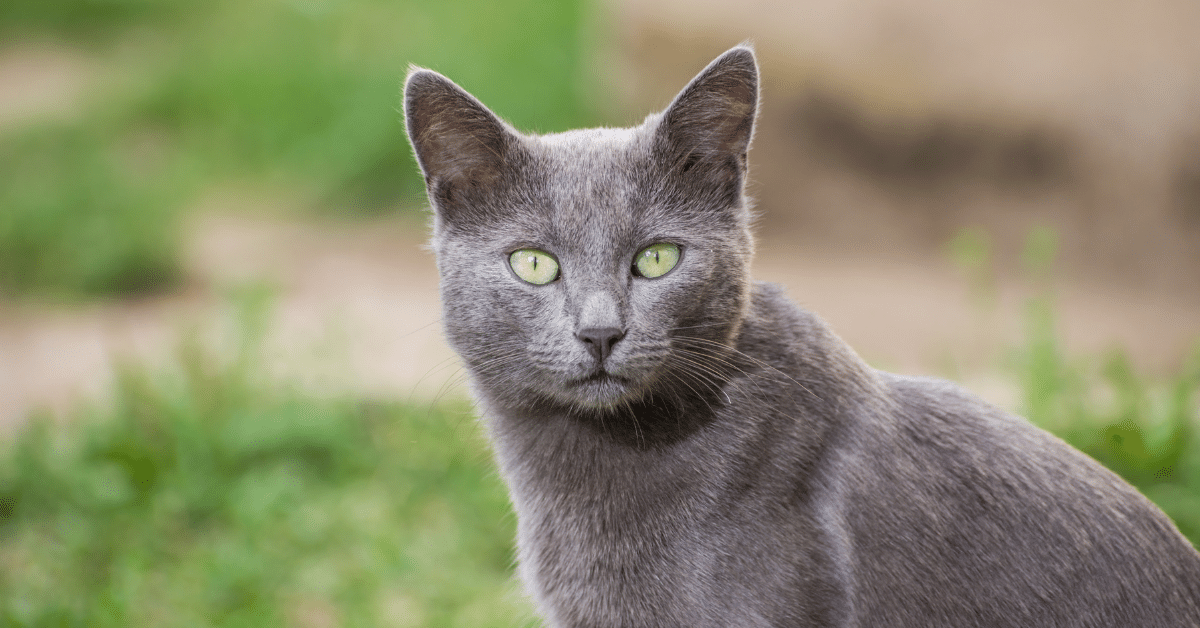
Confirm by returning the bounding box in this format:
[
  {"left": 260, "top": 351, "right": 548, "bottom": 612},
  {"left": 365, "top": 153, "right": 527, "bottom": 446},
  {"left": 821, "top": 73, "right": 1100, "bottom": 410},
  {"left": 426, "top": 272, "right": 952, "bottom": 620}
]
[
  {"left": 532, "top": 126, "right": 647, "bottom": 182},
  {"left": 523, "top": 126, "right": 654, "bottom": 234}
]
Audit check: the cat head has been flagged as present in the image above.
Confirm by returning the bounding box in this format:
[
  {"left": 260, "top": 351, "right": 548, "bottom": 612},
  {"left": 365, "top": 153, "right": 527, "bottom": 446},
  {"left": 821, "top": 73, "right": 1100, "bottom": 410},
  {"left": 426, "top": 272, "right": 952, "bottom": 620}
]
[{"left": 404, "top": 46, "right": 758, "bottom": 418}]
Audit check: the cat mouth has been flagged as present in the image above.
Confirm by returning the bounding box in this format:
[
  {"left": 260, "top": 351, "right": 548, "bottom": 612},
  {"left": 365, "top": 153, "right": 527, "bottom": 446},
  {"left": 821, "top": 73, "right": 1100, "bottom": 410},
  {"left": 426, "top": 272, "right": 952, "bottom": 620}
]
[
  {"left": 572, "top": 369, "right": 628, "bottom": 386},
  {"left": 565, "top": 369, "right": 634, "bottom": 405}
]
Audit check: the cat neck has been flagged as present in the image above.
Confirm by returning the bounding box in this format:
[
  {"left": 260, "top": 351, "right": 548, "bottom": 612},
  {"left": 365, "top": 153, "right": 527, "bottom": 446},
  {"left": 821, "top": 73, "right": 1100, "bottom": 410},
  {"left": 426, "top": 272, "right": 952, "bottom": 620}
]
[{"left": 479, "top": 282, "right": 882, "bottom": 504}]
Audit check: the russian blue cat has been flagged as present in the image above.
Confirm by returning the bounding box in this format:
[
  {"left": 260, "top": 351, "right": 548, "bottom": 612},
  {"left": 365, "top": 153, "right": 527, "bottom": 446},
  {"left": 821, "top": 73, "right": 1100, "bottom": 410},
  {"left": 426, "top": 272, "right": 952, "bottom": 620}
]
[{"left": 404, "top": 45, "right": 1200, "bottom": 627}]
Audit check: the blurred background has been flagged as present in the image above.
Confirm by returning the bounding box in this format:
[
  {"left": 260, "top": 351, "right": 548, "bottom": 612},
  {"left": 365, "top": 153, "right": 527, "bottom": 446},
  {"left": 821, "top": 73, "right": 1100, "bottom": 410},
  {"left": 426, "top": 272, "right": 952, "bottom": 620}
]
[{"left": 1, "top": 0, "right": 1197, "bottom": 625}]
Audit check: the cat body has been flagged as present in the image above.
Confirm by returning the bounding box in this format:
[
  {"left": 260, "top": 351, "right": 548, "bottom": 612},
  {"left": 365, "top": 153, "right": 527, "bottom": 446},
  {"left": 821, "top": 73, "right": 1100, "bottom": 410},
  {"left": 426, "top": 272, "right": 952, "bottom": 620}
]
[{"left": 404, "top": 46, "right": 1200, "bottom": 627}]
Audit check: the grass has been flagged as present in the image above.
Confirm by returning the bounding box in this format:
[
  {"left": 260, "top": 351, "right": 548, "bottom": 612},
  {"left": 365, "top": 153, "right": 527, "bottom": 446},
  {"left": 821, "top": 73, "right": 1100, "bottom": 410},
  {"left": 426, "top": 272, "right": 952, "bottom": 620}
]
[
  {"left": 0, "top": 236, "right": 1196, "bottom": 624},
  {"left": 0, "top": 0, "right": 599, "bottom": 298},
  {"left": 0, "top": 124, "right": 188, "bottom": 296},
  {"left": 0, "top": 297, "right": 538, "bottom": 627},
  {"left": 1023, "top": 325, "right": 1200, "bottom": 544},
  {"left": 2, "top": 331, "right": 1194, "bottom": 628},
  {"left": 960, "top": 225, "right": 1200, "bottom": 546},
  {"left": 1015, "top": 268, "right": 1200, "bottom": 543}
]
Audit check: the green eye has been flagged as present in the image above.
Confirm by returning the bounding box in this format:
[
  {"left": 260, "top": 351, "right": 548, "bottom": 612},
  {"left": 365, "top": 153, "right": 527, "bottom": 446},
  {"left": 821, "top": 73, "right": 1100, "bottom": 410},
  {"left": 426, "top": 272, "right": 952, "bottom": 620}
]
[
  {"left": 509, "top": 249, "right": 560, "bottom": 285},
  {"left": 633, "top": 242, "right": 681, "bottom": 278}
]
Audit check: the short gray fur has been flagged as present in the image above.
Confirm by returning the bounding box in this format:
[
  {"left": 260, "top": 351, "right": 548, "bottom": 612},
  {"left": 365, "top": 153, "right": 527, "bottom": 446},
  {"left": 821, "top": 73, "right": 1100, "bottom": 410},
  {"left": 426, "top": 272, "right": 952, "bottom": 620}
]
[{"left": 403, "top": 46, "right": 1200, "bottom": 627}]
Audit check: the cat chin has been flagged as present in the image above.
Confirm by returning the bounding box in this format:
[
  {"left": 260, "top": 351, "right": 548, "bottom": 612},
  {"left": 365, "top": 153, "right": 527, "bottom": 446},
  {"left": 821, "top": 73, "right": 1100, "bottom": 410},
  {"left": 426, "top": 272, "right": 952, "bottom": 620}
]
[{"left": 559, "top": 371, "right": 644, "bottom": 410}]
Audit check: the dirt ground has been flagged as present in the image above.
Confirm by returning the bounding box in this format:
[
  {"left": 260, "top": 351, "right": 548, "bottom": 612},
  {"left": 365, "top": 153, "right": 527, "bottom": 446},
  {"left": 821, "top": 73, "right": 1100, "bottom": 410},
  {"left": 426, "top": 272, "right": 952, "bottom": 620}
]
[
  {"left": 3, "top": 3, "right": 1199, "bottom": 430},
  {"left": 2, "top": 210, "right": 1197, "bottom": 430}
]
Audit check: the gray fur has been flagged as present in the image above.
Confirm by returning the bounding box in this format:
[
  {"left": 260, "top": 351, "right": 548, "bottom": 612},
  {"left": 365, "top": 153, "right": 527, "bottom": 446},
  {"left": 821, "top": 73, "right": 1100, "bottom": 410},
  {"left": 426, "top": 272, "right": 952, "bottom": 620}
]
[{"left": 404, "top": 46, "right": 1200, "bottom": 627}]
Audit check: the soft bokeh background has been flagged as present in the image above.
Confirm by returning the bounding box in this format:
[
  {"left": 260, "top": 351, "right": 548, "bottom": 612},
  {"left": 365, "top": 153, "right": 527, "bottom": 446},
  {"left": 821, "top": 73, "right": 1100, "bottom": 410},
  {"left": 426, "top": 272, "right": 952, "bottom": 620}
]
[{"left": 1, "top": 0, "right": 1198, "bottom": 625}]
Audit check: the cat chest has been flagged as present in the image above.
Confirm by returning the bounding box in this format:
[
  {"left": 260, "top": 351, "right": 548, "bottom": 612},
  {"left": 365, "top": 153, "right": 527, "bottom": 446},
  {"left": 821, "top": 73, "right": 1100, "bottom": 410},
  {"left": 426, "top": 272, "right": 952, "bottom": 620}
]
[
  {"left": 498, "top": 445, "right": 711, "bottom": 618},
  {"left": 514, "top": 497, "right": 834, "bottom": 627},
  {"left": 506, "top": 465, "right": 832, "bottom": 626},
  {"left": 515, "top": 493, "right": 719, "bottom": 626},
  {"left": 490, "top": 414, "right": 838, "bottom": 625}
]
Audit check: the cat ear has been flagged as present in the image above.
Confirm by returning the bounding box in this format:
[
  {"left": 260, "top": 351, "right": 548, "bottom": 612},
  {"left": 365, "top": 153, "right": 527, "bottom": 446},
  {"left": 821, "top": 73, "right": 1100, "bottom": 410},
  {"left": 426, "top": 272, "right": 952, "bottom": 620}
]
[
  {"left": 404, "top": 67, "right": 515, "bottom": 218},
  {"left": 656, "top": 45, "right": 759, "bottom": 195}
]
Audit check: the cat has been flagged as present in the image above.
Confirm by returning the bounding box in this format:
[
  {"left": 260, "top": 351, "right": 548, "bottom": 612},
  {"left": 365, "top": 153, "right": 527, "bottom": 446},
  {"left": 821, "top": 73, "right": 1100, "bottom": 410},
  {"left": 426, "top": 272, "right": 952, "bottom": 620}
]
[{"left": 403, "top": 45, "right": 1200, "bottom": 627}]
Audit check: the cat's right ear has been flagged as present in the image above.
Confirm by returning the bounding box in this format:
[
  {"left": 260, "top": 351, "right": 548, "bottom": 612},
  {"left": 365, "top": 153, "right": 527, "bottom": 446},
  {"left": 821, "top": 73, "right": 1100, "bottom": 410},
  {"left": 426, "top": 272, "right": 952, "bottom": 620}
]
[
  {"left": 404, "top": 67, "right": 514, "bottom": 218},
  {"left": 655, "top": 45, "right": 759, "bottom": 201}
]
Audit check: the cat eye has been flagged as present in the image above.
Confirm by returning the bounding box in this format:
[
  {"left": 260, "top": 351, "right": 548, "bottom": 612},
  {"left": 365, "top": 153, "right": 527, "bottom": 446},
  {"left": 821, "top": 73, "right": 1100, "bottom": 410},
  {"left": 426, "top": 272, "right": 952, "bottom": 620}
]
[
  {"left": 633, "top": 242, "right": 681, "bottom": 279},
  {"left": 509, "top": 248, "right": 560, "bottom": 285}
]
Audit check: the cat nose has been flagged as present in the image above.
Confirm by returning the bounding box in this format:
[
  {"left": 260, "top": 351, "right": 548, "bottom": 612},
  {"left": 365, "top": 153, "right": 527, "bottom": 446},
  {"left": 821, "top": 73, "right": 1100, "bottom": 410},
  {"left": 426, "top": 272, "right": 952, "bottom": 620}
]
[{"left": 576, "top": 327, "right": 626, "bottom": 362}]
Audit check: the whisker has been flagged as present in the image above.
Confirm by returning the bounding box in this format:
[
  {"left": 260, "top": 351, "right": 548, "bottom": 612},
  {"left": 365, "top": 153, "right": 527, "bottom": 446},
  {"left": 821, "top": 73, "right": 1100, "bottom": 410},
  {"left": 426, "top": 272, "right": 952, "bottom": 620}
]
[
  {"left": 672, "top": 341, "right": 774, "bottom": 384},
  {"left": 667, "top": 351, "right": 734, "bottom": 405},
  {"left": 395, "top": 317, "right": 444, "bottom": 341},
  {"left": 408, "top": 354, "right": 467, "bottom": 403},
  {"left": 667, "top": 321, "right": 734, "bottom": 333},
  {"left": 431, "top": 351, "right": 527, "bottom": 406},
  {"left": 657, "top": 364, "right": 720, "bottom": 417},
  {"left": 673, "top": 346, "right": 788, "bottom": 395},
  {"left": 672, "top": 336, "right": 824, "bottom": 403}
]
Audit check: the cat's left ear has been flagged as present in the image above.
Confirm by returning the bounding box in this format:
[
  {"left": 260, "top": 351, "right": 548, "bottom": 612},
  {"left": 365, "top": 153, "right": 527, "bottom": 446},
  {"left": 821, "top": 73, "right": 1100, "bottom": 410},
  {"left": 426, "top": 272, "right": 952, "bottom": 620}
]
[
  {"left": 656, "top": 45, "right": 759, "bottom": 195},
  {"left": 404, "top": 67, "right": 517, "bottom": 222}
]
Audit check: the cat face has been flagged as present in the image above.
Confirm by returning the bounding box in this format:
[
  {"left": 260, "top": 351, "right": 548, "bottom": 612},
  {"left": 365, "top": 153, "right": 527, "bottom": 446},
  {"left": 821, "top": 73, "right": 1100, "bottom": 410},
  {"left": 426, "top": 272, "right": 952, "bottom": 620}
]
[{"left": 405, "top": 47, "right": 759, "bottom": 414}]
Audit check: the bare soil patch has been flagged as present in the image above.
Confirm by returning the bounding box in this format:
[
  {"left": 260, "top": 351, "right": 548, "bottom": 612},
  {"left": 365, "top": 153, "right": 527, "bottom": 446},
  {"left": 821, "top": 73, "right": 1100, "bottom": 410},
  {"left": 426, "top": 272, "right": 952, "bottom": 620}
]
[{"left": 3, "top": 212, "right": 1196, "bottom": 430}]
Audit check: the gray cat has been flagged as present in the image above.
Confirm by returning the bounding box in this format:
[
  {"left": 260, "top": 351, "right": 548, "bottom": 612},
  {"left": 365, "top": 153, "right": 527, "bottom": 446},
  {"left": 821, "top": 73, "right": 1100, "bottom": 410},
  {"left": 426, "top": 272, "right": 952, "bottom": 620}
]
[{"left": 404, "top": 45, "right": 1200, "bottom": 627}]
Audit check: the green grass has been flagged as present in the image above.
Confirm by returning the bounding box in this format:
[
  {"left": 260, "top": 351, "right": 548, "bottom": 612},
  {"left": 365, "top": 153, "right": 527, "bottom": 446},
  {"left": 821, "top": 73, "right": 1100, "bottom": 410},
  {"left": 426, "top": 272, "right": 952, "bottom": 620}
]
[
  {"left": 974, "top": 226, "right": 1200, "bottom": 546},
  {"left": 0, "top": 300, "right": 538, "bottom": 626},
  {"left": 0, "top": 252, "right": 1196, "bottom": 623},
  {"left": 1017, "top": 286, "right": 1200, "bottom": 545},
  {"left": 0, "top": 124, "right": 188, "bottom": 297},
  {"left": 3, "top": 331, "right": 1194, "bottom": 627},
  {"left": 0, "top": 0, "right": 599, "bottom": 298}
]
